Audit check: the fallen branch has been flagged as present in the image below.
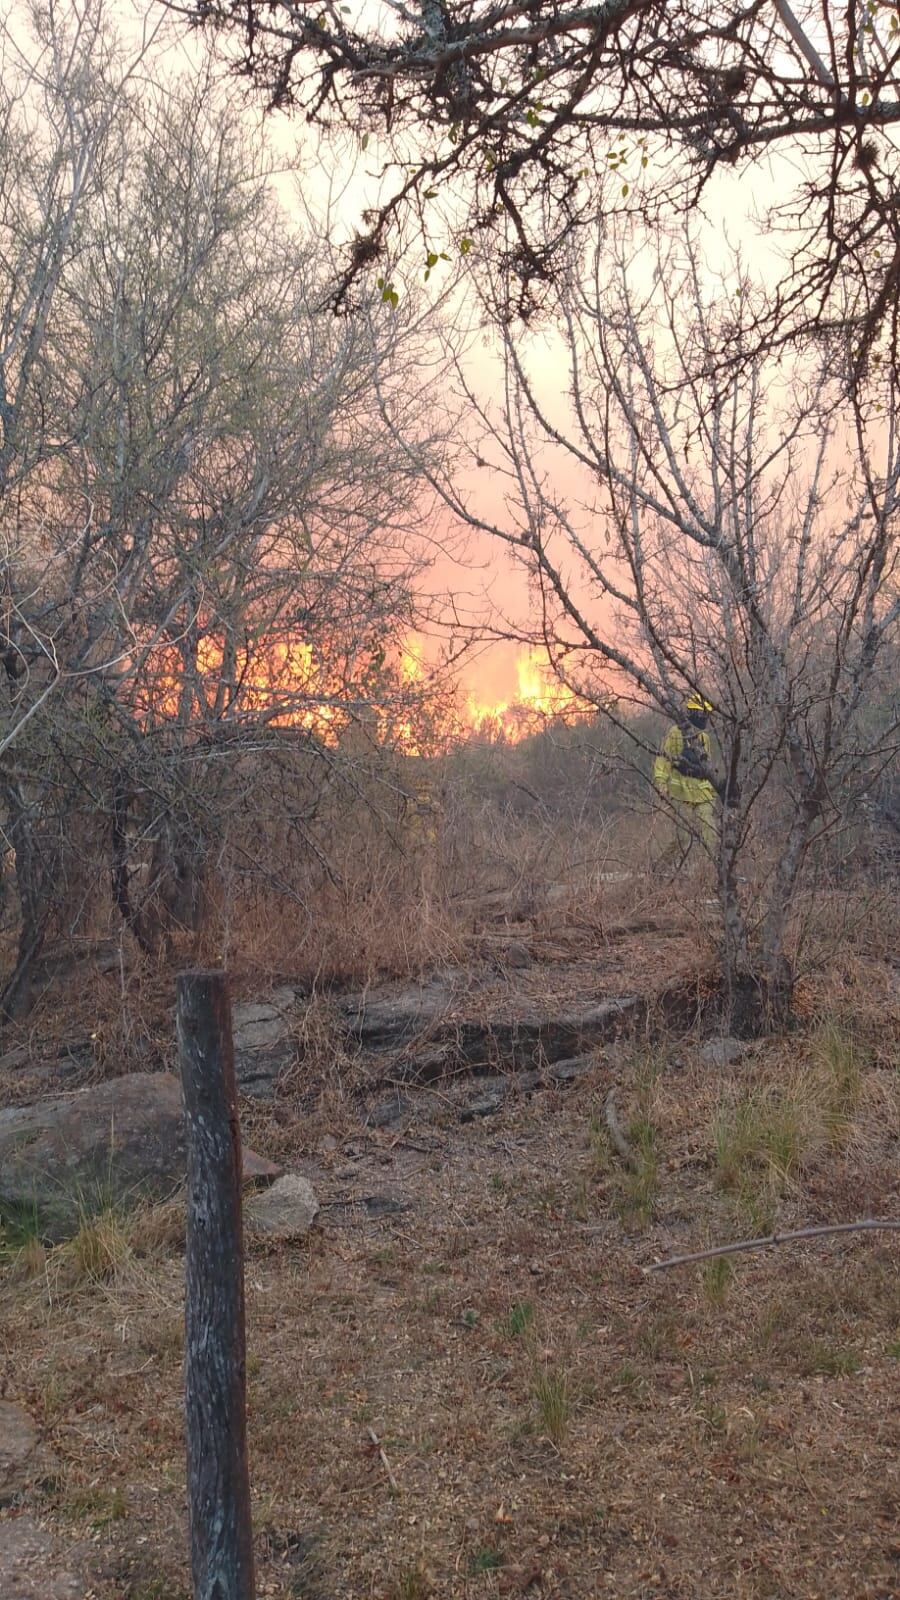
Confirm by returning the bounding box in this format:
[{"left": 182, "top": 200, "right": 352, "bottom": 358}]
[
  {"left": 604, "top": 1088, "right": 637, "bottom": 1171},
  {"left": 645, "top": 1219, "right": 900, "bottom": 1273},
  {"left": 367, "top": 1427, "right": 400, "bottom": 1492}
]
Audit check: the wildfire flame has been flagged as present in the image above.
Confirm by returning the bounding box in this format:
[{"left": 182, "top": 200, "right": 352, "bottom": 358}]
[
  {"left": 139, "top": 630, "right": 589, "bottom": 749},
  {"left": 465, "top": 647, "right": 590, "bottom": 741}
]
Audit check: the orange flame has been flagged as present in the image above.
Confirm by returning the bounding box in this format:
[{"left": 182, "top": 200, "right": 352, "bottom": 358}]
[
  {"left": 465, "top": 647, "right": 590, "bottom": 741},
  {"left": 137, "top": 630, "right": 588, "bottom": 749}
]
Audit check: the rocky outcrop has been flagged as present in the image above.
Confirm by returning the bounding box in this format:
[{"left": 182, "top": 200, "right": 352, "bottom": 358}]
[
  {"left": 0, "top": 1073, "right": 280, "bottom": 1239},
  {"left": 233, "top": 988, "right": 298, "bottom": 1099}
]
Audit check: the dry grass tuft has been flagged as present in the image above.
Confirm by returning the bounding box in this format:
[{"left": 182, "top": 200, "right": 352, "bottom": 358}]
[{"left": 531, "top": 1362, "right": 571, "bottom": 1447}]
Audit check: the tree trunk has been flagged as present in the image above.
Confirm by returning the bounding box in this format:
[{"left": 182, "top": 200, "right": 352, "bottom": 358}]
[
  {"left": 0, "top": 781, "right": 52, "bottom": 1021},
  {"left": 756, "top": 796, "right": 820, "bottom": 1028},
  {"left": 111, "top": 773, "right": 158, "bottom": 958},
  {"left": 717, "top": 792, "right": 762, "bottom": 1037}
]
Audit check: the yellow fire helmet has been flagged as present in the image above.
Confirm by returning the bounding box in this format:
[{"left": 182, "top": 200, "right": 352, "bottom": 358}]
[{"left": 685, "top": 693, "right": 713, "bottom": 713}]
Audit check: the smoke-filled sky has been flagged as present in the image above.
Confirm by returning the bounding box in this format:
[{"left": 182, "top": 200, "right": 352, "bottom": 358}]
[{"left": 133, "top": 3, "right": 819, "bottom": 715}]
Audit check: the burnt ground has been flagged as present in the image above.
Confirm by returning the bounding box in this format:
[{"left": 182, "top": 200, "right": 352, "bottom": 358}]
[{"left": 0, "top": 889, "right": 899, "bottom": 1600}]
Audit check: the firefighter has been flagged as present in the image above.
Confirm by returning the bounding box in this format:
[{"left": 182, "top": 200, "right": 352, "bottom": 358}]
[
  {"left": 653, "top": 695, "right": 717, "bottom": 858},
  {"left": 404, "top": 769, "right": 440, "bottom": 848}
]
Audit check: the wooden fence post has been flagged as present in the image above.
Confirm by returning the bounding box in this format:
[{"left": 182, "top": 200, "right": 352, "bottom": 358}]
[{"left": 177, "top": 970, "right": 255, "bottom": 1600}]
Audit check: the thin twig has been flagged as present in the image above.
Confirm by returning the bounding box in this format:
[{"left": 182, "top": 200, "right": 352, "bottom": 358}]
[
  {"left": 367, "top": 1427, "right": 400, "bottom": 1492},
  {"left": 604, "top": 1088, "right": 637, "bottom": 1171},
  {"left": 644, "top": 1219, "right": 900, "bottom": 1273}
]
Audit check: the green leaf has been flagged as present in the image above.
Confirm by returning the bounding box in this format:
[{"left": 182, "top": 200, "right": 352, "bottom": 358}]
[
  {"left": 361, "top": 132, "right": 369, "bottom": 151},
  {"left": 426, "top": 251, "right": 439, "bottom": 268},
  {"left": 460, "top": 237, "right": 473, "bottom": 255},
  {"left": 621, "top": 182, "right": 630, "bottom": 197}
]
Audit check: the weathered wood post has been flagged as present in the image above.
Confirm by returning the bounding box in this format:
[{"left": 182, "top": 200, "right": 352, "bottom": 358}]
[{"left": 177, "top": 970, "right": 255, "bottom": 1600}]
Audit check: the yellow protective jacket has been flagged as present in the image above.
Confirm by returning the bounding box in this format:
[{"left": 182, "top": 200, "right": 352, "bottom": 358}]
[{"left": 653, "top": 723, "right": 717, "bottom": 808}]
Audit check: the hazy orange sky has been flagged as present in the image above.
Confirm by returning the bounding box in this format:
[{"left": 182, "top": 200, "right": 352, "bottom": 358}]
[{"left": 145, "top": 2, "right": 821, "bottom": 715}]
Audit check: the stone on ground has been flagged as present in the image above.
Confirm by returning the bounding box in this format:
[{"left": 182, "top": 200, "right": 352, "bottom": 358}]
[
  {"left": 232, "top": 989, "right": 297, "bottom": 1098},
  {"left": 232, "top": 988, "right": 296, "bottom": 1052},
  {"left": 245, "top": 1173, "right": 319, "bottom": 1239},
  {"left": 0, "top": 1514, "right": 83, "bottom": 1600},
  {"left": 341, "top": 975, "right": 457, "bottom": 1050},
  {"left": 699, "top": 1036, "right": 747, "bottom": 1068},
  {"left": 0, "top": 1074, "right": 280, "bottom": 1239},
  {"left": 0, "top": 1401, "right": 44, "bottom": 1506}
]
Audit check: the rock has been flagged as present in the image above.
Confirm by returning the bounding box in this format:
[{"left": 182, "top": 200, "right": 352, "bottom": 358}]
[
  {"left": 501, "top": 941, "right": 532, "bottom": 969},
  {"left": 545, "top": 1053, "right": 595, "bottom": 1084},
  {"left": 354, "top": 1193, "right": 411, "bottom": 1219},
  {"left": 366, "top": 1093, "right": 415, "bottom": 1130},
  {"left": 234, "top": 1047, "right": 294, "bottom": 1100},
  {"left": 699, "top": 1036, "right": 747, "bottom": 1068},
  {"left": 232, "top": 990, "right": 297, "bottom": 1100},
  {"left": 390, "top": 1046, "right": 456, "bottom": 1086},
  {"left": 244, "top": 1173, "right": 319, "bottom": 1239},
  {"left": 0, "top": 1074, "right": 280, "bottom": 1239},
  {"left": 459, "top": 1078, "right": 510, "bottom": 1121},
  {"left": 232, "top": 989, "right": 296, "bottom": 1052},
  {"left": 0, "top": 1045, "right": 29, "bottom": 1072},
  {"left": 458, "top": 1056, "right": 595, "bottom": 1121},
  {"left": 0, "top": 1514, "right": 83, "bottom": 1600},
  {"left": 241, "top": 1148, "right": 284, "bottom": 1185},
  {"left": 0, "top": 1402, "right": 40, "bottom": 1505},
  {"left": 386, "top": 997, "right": 637, "bottom": 1083},
  {"left": 341, "top": 975, "right": 457, "bottom": 1050}
]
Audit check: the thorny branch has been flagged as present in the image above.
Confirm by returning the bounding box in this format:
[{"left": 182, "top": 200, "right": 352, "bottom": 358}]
[{"left": 173, "top": 1, "right": 900, "bottom": 363}]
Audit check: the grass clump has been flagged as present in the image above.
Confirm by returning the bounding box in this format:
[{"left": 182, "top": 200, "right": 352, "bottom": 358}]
[
  {"left": 394, "top": 1567, "right": 432, "bottom": 1600},
  {"left": 796, "top": 1338, "right": 862, "bottom": 1378},
  {"left": 532, "top": 1365, "right": 571, "bottom": 1447},
  {"left": 505, "top": 1300, "right": 534, "bottom": 1339},
  {"left": 713, "top": 1076, "right": 818, "bottom": 1229},
  {"left": 62, "top": 1481, "right": 129, "bottom": 1528},
  {"left": 809, "top": 1019, "right": 866, "bottom": 1146},
  {"left": 617, "top": 1115, "right": 658, "bottom": 1229},
  {"left": 702, "top": 1254, "right": 733, "bottom": 1305},
  {"left": 714, "top": 1082, "right": 809, "bottom": 1190},
  {"left": 468, "top": 1548, "right": 504, "bottom": 1575},
  {"left": 0, "top": 1200, "right": 48, "bottom": 1280},
  {"left": 606, "top": 1051, "right": 664, "bottom": 1229},
  {"left": 61, "top": 1207, "right": 133, "bottom": 1288}
]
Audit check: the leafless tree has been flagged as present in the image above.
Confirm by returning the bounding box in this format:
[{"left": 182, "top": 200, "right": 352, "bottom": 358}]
[
  {"left": 171, "top": 1, "right": 900, "bottom": 365},
  {"left": 408, "top": 228, "right": 900, "bottom": 1031},
  {"left": 0, "top": 2, "right": 444, "bottom": 1014}
]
